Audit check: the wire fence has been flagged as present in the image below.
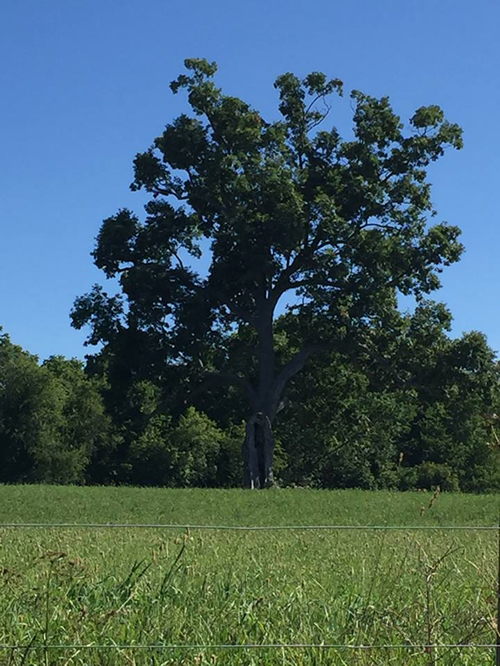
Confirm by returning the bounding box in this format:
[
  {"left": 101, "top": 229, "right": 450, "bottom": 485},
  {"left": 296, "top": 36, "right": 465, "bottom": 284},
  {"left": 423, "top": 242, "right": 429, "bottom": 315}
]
[
  {"left": 0, "top": 642, "right": 498, "bottom": 651},
  {"left": 0, "top": 521, "right": 498, "bottom": 660},
  {"left": 0, "top": 522, "right": 497, "bottom": 530}
]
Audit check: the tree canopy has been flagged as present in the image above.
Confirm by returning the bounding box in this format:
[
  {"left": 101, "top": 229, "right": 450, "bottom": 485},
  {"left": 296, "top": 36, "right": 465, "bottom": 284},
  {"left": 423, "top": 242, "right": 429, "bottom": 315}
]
[
  {"left": 0, "top": 330, "right": 111, "bottom": 484},
  {"left": 71, "top": 58, "right": 470, "bottom": 487}
]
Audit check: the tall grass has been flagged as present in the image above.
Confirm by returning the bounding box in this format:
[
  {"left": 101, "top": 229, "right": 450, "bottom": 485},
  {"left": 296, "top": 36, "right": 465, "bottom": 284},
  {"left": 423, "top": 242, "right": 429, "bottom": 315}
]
[{"left": 0, "top": 487, "right": 497, "bottom": 665}]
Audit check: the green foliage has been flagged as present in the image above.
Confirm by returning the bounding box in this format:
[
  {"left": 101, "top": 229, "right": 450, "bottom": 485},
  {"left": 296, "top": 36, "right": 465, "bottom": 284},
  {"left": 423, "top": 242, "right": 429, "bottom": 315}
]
[
  {"left": 396, "top": 329, "right": 500, "bottom": 491},
  {"left": 0, "top": 332, "right": 52, "bottom": 481},
  {"left": 125, "top": 414, "right": 173, "bottom": 486},
  {"left": 127, "top": 407, "right": 225, "bottom": 487},
  {"left": 399, "top": 462, "right": 460, "bottom": 492},
  {"left": 41, "top": 356, "right": 113, "bottom": 483},
  {"left": 170, "top": 407, "right": 224, "bottom": 486},
  {"left": 269, "top": 302, "right": 500, "bottom": 492},
  {"left": 1, "top": 308, "right": 499, "bottom": 491},
  {"left": 1, "top": 62, "right": 497, "bottom": 492},
  {"left": 0, "top": 331, "right": 111, "bottom": 484},
  {"left": 0, "top": 328, "right": 241, "bottom": 488},
  {"left": 275, "top": 350, "right": 413, "bottom": 489},
  {"left": 71, "top": 58, "right": 465, "bottom": 442}
]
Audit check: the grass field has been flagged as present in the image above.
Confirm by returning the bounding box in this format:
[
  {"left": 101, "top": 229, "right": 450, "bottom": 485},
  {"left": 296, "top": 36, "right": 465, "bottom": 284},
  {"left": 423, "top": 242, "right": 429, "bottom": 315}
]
[{"left": 0, "top": 486, "right": 498, "bottom": 665}]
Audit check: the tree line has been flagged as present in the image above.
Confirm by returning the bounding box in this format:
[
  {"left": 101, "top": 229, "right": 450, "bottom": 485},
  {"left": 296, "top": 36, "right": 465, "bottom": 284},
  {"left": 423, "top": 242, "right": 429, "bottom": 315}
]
[
  {"left": 2, "top": 59, "right": 499, "bottom": 491},
  {"left": 2, "top": 303, "right": 499, "bottom": 491}
]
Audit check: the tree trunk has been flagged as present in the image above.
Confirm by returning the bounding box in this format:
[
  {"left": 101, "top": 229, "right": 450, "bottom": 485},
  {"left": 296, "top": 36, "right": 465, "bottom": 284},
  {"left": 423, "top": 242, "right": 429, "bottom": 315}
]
[
  {"left": 241, "top": 308, "right": 276, "bottom": 488},
  {"left": 241, "top": 302, "right": 317, "bottom": 488},
  {"left": 242, "top": 411, "right": 275, "bottom": 488}
]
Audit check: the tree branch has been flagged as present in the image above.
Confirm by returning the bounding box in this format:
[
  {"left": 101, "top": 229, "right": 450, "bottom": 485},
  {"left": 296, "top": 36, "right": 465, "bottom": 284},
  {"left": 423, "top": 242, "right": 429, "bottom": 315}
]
[
  {"left": 269, "top": 221, "right": 335, "bottom": 309},
  {"left": 152, "top": 185, "right": 189, "bottom": 200},
  {"left": 270, "top": 345, "right": 322, "bottom": 419},
  {"left": 269, "top": 249, "right": 309, "bottom": 308},
  {"left": 172, "top": 251, "right": 185, "bottom": 271}
]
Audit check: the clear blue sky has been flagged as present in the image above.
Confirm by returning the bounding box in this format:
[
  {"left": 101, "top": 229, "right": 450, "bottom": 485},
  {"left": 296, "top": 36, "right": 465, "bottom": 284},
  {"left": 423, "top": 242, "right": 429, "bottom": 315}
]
[{"left": 1, "top": 0, "right": 499, "bottom": 361}]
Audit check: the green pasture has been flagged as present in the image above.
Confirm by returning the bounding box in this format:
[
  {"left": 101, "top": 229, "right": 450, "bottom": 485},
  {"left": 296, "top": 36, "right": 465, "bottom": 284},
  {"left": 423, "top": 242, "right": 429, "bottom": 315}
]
[{"left": 0, "top": 487, "right": 497, "bottom": 665}]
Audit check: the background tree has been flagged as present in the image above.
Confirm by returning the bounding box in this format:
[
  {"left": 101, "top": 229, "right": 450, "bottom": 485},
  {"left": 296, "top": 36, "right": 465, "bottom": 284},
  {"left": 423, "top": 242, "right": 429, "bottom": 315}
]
[
  {"left": 276, "top": 302, "right": 500, "bottom": 492},
  {"left": 72, "top": 58, "right": 464, "bottom": 488},
  {"left": 0, "top": 331, "right": 111, "bottom": 483},
  {"left": 1, "top": 319, "right": 498, "bottom": 490}
]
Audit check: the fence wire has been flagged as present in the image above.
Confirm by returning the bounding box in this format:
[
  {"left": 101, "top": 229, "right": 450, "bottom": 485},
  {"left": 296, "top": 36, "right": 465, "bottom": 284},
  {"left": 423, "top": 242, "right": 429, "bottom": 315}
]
[
  {"left": 0, "top": 522, "right": 497, "bottom": 530},
  {"left": 0, "top": 642, "right": 498, "bottom": 651}
]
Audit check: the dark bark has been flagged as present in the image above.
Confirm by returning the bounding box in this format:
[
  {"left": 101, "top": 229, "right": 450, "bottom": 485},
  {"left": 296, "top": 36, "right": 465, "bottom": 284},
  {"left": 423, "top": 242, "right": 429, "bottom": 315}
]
[
  {"left": 269, "top": 345, "right": 318, "bottom": 420},
  {"left": 241, "top": 308, "right": 275, "bottom": 488},
  {"left": 255, "top": 313, "right": 275, "bottom": 410},
  {"left": 242, "top": 412, "right": 275, "bottom": 488},
  {"left": 241, "top": 302, "right": 319, "bottom": 487}
]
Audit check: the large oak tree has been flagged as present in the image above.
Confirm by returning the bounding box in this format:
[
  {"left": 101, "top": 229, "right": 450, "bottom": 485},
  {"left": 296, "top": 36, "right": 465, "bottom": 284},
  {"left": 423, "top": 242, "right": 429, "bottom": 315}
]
[{"left": 72, "top": 58, "right": 464, "bottom": 487}]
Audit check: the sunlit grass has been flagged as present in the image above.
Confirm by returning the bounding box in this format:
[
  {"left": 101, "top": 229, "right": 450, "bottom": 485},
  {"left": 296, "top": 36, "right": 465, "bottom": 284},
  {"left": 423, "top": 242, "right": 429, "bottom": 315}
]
[{"left": 0, "top": 486, "right": 497, "bottom": 664}]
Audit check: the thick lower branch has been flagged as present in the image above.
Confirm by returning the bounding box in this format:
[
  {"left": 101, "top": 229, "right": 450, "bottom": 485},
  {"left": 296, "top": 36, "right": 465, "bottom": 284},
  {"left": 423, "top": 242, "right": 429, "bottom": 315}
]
[{"left": 269, "top": 344, "right": 321, "bottom": 419}]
